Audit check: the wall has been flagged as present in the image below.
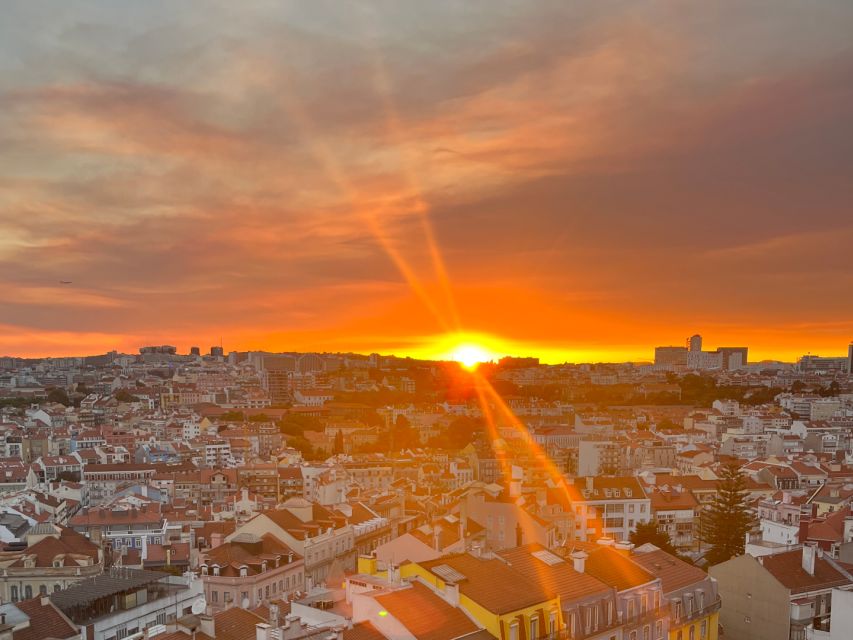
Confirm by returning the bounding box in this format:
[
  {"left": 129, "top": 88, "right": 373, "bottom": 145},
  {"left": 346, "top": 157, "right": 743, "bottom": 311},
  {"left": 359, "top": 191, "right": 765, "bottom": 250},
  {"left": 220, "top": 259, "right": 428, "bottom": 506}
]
[{"left": 709, "top": 555, "right": 789, "bottom": 640}]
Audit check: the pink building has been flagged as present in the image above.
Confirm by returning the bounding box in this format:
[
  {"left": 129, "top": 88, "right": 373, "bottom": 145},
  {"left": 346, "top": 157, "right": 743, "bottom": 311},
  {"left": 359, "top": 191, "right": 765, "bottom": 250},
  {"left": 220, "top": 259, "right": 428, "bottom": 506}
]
[{"left": 200, "top": 532, "right": 304, "bottom": 612}]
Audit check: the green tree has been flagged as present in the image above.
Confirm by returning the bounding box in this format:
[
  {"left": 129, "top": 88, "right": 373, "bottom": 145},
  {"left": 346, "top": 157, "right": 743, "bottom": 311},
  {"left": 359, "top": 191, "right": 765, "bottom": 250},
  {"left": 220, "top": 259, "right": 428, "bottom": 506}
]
[
  {"left": 391, "top": 415, "right": 416, "bottom": 451},
  {"left": 333, "top": 430, "right": 344, "bottom": 455},
  {"left": 630, "top": 520, "right": 678, "bottom": 555},
  {"left": 701, "top": 463, "right": 753, "bottom": 566},
  {"left": 46, "top": 388, "right": 71, "bottom": 406},
  {"left": 114, "top": 389, "right": 138, "bottom": 403}
]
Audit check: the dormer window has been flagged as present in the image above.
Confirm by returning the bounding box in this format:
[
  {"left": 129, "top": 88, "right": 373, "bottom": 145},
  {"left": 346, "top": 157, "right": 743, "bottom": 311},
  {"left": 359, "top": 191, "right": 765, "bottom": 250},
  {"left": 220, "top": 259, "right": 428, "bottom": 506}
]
[
  {"left": 625, "top": 488, "right": 632, "bottom": 497},
  {"left": 261, "top": 561, "right": 267, "bottom": 572},
  {"left": 240, "top": 566, "right": 248, "bottom": 577},
  {"left": 213, "top": 565, "right": 220, "bottom": 576},
  {"left": 201, "top": 565, "right": 208, "bottom": 575}
]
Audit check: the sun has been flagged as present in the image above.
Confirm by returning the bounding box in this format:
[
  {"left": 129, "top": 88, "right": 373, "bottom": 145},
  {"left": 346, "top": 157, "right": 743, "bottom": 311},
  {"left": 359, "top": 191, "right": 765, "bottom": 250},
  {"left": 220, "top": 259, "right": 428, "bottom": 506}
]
[{"left": 449, "top": 343, "right": 494, "bottom": 370}]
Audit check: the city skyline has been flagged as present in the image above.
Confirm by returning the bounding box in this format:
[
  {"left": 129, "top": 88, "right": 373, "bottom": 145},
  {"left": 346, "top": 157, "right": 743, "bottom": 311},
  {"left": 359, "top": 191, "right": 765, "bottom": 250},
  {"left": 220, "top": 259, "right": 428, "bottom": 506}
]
[{"left": 2, "top": 2, "right": 853, "bottom": 362}]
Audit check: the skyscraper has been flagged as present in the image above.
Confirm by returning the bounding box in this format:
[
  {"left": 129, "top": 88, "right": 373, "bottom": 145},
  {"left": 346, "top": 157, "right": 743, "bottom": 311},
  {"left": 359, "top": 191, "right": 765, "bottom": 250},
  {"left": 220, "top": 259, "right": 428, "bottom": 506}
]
[
  {"left": 688, "top": 334, "right": 703, "bottom": 352},
  {"left": 848, "top": 342, "right": 853, "bottom": 375}
]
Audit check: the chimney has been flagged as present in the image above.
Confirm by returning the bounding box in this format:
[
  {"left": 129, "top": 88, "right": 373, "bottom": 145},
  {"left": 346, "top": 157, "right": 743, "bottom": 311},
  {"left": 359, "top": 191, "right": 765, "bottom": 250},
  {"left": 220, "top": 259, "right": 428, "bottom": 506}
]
[
  {"left": 802, "top": 544, "right": 817, "bottom": 576},
  {"left": 255, "top": 622, "right": 271, "bottom": 640},
  {"left": 586, "top": 477, "right": 594, "bottom": 492},
  {"left": 445, "top": 582, "right": 460, "bottom": 606},
  {"left": 433, "top": 525, "right": 442, "bottom": 552},
  {"left": 571, "top": 550, "right": 588, "bottom": 573},
  {"left": 614, "top": 541, "right": 635, "bottom": 556},
  {"left": 199, "top": 614, "right": 215, "bottom": 638},
  {"left": 516, "top": 522, "right": 523, "bottom": 547}
]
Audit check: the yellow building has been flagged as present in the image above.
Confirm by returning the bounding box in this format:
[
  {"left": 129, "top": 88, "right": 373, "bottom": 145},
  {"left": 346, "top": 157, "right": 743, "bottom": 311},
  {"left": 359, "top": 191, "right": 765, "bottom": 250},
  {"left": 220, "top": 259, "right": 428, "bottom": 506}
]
[
  {"left": 358, "top": 553, "right": 564, "bottom": 639},
  {"left": 631, "top": 547, "right": 720, "bottom": 640}
]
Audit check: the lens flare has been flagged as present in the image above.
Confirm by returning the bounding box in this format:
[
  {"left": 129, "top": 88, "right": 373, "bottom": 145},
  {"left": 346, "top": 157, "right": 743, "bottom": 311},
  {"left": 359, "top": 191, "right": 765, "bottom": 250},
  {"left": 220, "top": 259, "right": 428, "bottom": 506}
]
[{"left": 450, "top": 343, "right": 494, "bottom": 369}]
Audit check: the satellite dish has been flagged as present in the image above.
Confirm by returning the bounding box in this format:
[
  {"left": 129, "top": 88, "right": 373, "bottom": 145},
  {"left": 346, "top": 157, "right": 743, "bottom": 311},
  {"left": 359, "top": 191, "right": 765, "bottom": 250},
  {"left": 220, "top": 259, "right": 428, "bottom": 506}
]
[{"left": 191, "top": 598, "right": 207, "bottom": 615}]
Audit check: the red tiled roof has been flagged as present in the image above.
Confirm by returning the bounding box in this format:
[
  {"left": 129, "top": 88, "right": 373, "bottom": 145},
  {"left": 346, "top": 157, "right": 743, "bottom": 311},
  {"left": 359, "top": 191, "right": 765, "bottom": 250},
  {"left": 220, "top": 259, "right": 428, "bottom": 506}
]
[
  {"left": 14, "top": 597, "right": 78, "bottom": 640},
  {"left": 584, "top": 547, "right": 657, "bottom": 591},
  {"left": 375, "top": 582, "right": 478, "bottom": 640},
  {"left": 499, "top": 543, "right": 611, "bottom": 602},
  {"left": 631, "top": 548, "right": 708, "bottom": 594},
  {"left": 212, "top": 606, "right": 266, "bottom": 640},
  {"left": 344, "top": 621, "right": 386, "bottom": 640},
  {"left": 760, "top": 549, "right": 853, "bottom": 594},
  {"left": 419, "top": 553, "right": 554, "bottom": 614}
]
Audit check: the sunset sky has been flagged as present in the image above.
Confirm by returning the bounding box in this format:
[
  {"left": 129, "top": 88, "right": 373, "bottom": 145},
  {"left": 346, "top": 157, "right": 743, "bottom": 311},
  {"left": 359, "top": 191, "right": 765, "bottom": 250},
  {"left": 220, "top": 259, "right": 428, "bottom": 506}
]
[{"left": 1, "top": 1, "right": 852, "bottom": 362}]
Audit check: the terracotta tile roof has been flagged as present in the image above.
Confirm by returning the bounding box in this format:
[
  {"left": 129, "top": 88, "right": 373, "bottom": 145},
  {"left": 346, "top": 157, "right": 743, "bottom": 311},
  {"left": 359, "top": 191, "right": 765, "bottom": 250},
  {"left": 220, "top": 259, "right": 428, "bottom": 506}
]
[
  {"left": 212, "top": 606, "right": 266, "bottom": 640},
  {"left": 344, "top": 621, "right": 386, "bottom": 640},
  {"left": 13, "top": 597, "right": 78, "bottom": 640},
  {"left": 375, "top": 582, "right": 479, "bottom": 640},
  {"left": 760, "top": 549, "right": 853, "bottom": 594},
  {"left": 499, "top": 543, "right": 611, "bottom": 602},
  {"left": 583, "top": 547, "right": 656, "bottom": 592},
  {"left": 631, "top": 548, "right": 708, "bottom": 594},
  {"left": 419, "top": 553, "right": 554, "bottom": 614},
  {"left": 6, "top": 527, "right": 99, "bottom": 568},
  {"left": 158, "top": 633, "right": 213, "bottom": 640},
  {"left": 204, "top": 533, "right": 301, "bottom": 577},
  {"left": 69, "top": 507, "right": 162, "bottom": 527}
]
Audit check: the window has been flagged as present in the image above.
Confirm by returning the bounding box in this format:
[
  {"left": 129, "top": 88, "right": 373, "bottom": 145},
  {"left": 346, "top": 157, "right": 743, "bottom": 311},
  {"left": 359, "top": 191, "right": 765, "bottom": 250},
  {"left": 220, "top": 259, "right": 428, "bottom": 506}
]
[
  {"left": 10, "top": 586, "right": 17, "bottom": 602},
  {"left": 530, "top": 616, "right": 539, "bottom": 639},
  {"left": 629, "top": 504, "right": 635, "bottom": 513},
  {"left": 265, "top": 585, "right": 270, "bottom": 598},
  {"left": 549, "top": 611, "right": 557, "bottom": 634},
  {"left": 509, "top": 622, "right": 519, "bottom": 640},
  {"left": 689, "top": 627, "right": 695, "bottom": 640},
  {"left": 628, "top": 600, "right": 635, "bottom": 621},
  {"left": 630, "top": 632, "right": 637, "bottom": 640},
  {"left": 24, "top": 586, "right": 32, "bottom": 599},
  {"left": 700, "top": 621, "right": 707, "bottom": 639},
  {"left": 656, "top": 621, "right": 663, "bottom": 639},
  {"left": 258, "top": 589, "right": 262, "bottom": 601},
  {"left": 643, "top": 626, "right": 650, "bottom": 640},
  {"left": 211, "top": 591, "right": 218, "bottom": 603},
  {"left": 654, "top": 591, "right": 661, "bottom": 610},
  {"left": 54, "top": 584, "right": 61, "bottom": 593},
  {"left": 641, "top": 594, "right": 647, "bottom": 613}
]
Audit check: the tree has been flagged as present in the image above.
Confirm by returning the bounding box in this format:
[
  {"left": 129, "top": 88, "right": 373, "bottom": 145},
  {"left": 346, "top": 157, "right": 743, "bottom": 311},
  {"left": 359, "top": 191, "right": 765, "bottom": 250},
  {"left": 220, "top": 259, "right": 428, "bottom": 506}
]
[
  {"left": 333, "top": 430, "right": 344, "bottom": 455},
  {"left": 114, "top": 389, "right": 138, "bottom": 403},
  {"left": 701, "top": 463, "right": 753, "bottom": 566},
  {"left": 46, "top": 388, "right": 70, "bottom": 406},
  {"left": 391, "top": 415, "right": 416, "bottom": 451},
  {"left": 630, "top": 520, "right": 678, "bottom": 555}
]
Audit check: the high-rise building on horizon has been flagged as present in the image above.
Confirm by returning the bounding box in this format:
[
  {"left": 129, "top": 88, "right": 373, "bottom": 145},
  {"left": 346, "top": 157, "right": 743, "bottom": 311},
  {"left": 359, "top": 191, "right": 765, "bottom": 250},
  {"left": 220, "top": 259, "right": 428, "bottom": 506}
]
[
  {"left": 688, "top": 334, "right": 703, "bottom": 352},
  {"left": 848, "top": 342, "right": 853, "bottom": 375}
]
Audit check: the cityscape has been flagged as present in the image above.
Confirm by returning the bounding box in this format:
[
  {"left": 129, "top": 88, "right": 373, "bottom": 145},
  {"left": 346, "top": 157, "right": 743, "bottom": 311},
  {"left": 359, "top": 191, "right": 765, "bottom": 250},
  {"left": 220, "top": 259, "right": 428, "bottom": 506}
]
[
  {"left": 0, "top": 338, "right": 852, "bottom": 640},
  {"left": 2, "top": 3, "right": 853, "bottom": 640}
]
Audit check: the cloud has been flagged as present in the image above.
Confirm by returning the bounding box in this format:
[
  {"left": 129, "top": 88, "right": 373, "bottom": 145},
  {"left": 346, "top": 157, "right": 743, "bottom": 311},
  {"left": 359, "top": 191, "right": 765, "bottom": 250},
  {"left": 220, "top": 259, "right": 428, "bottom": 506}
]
[{"left": 0, "top": 1, "right": 852, "bottom": 359}]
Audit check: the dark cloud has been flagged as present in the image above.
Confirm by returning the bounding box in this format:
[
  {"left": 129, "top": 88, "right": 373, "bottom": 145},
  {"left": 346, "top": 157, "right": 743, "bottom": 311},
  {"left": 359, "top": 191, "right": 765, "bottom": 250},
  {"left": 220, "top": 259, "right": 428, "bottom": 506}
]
[{"left": 0, "top": 1, "right": 852, "bottom": 358}]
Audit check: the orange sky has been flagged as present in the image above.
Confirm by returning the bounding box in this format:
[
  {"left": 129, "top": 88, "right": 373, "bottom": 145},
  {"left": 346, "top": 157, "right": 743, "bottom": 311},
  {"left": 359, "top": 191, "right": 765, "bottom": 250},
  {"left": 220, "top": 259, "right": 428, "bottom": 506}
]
[{"left": 1, "top": 2, "right": 852, "bottom": 363}]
